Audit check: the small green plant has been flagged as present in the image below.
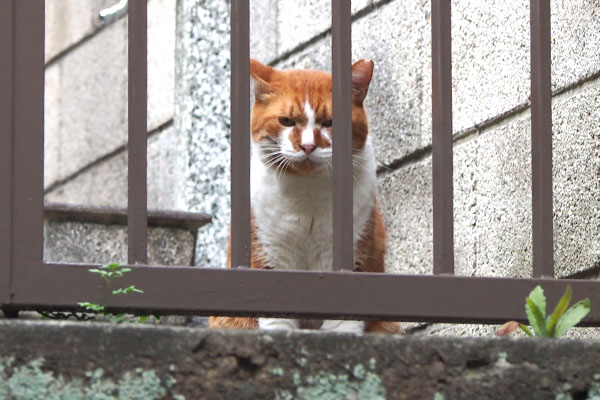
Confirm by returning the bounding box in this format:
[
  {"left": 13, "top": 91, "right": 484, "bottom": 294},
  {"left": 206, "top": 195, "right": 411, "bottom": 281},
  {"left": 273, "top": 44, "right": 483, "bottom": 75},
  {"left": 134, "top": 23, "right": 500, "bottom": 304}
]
[
  {"left": 77, "top": 262, "right": 150, "bottom": 324},
  {"left": 497, "top": 285, "right": 590, "bottom": 338},
  {"left": 39, "top": 263, "right": 155, "bottom": 323}
]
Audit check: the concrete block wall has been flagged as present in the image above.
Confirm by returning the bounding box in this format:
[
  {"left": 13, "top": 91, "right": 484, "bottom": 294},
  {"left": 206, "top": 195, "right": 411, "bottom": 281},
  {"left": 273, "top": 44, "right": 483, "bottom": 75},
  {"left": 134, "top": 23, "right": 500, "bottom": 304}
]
[
  {"left": 249, "top": 0, "right": 600, "bottom": 276},
  {"left": 45, "top": 0, "right": 181, "bottom": 209},
  {"left": 43, "top": 0, "right": 193, "bottom": 265},
  {"left": 44, "top": 1, "right": 599, "bottom": 334},
  {"left": 176, "top": 0, "right": 232, "bottom": 268},
  {"left": 246, "top": 0, "right": 600, "bottom": 334}
]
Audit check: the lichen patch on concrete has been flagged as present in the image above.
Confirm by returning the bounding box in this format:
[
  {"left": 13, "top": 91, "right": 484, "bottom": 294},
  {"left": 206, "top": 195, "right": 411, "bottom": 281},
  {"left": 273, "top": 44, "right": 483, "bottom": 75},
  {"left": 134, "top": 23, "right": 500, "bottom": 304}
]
[
  {"left": 277, "top": 367, "right": 386, "bottom": 400},
  {"left": 0, "top": 357, "right": 184, "bottom": 400}
]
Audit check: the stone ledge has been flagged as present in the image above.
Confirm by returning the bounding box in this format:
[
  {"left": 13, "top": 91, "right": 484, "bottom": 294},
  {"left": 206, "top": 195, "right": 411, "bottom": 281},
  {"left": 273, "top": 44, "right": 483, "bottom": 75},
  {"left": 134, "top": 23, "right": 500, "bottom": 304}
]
[
  {"left": 42, "top": 203, "right": 210, "bottom": 266},
  {"left": 1, "top": 320, "right": 600, "bottom": 399},
  {"left": 44, "top": 202, "right": 211, "bottom": 232}
]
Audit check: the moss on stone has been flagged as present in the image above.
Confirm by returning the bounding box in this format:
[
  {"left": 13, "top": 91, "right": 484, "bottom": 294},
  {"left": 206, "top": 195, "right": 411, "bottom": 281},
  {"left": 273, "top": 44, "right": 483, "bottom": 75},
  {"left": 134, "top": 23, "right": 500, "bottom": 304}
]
[
  {"left": 278, "top": 367, "right": 385, "bottom": 400},
  {"left": 0, "top": 357, "right": 184, "bottom": 400}
]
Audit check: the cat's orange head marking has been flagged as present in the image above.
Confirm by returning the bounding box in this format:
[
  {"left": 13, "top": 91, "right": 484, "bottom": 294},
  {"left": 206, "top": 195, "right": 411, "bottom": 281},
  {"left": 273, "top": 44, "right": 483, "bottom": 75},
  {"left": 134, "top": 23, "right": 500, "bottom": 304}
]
[{"left": 250, "top": 59, "right": 374, "bottom": 175}]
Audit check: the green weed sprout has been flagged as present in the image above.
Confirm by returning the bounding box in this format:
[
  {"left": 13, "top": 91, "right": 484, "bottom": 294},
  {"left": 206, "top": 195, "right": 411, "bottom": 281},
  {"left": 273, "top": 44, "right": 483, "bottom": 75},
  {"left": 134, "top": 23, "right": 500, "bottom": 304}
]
[
  {"left": 40, "top": 263, "right": 157, "bottom": 323},
  {"left": 78, "top": 262, "right": 149, "bottom": 324},
  {"left": 497, "top": 285, "right": 590, "bottom": 338}
]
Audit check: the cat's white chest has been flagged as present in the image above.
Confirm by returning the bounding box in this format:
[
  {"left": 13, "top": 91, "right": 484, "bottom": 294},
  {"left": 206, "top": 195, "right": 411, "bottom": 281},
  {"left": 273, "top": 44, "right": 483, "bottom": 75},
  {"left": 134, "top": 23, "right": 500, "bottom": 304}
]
[
  {"left": 250, "top": 140, "right": 377, "bottom": 272},
  {"left": 253, "top": 174, "right": 334, "bottom": 271}
]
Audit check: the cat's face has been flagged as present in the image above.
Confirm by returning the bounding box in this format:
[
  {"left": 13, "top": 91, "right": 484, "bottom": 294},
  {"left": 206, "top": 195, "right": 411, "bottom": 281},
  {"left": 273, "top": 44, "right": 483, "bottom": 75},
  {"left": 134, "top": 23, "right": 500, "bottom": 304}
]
[{"left": 250, "top": 59, "right": 374, "bottom": 175}]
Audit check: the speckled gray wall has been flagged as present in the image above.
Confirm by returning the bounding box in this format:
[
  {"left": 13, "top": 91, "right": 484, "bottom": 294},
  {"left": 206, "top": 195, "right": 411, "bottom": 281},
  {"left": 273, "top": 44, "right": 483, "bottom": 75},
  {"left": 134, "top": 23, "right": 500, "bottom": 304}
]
[
  {"left": 176, "top": 0, "right": 280, "bottom": 267},
  {"left": 176, "top": 0, "right": 600, "bottom": 280},
  {"left": 176, "top": 0, "right": 232, "bottom": 267},
  {"left": 251, "top": 0, "right": 600, "bottom": 279}
]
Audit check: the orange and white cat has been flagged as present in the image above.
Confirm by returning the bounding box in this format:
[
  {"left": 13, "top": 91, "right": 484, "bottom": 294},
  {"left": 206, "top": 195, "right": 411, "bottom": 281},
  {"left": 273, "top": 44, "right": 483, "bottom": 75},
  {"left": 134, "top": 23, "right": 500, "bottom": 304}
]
[{"left": 209, "top": 59, "right": 402, "bottom": 334}]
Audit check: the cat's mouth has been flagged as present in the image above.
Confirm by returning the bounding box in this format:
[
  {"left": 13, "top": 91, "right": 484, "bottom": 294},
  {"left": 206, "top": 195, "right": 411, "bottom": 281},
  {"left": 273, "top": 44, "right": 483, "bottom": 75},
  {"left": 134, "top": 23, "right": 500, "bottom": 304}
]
[
  {"left": 255, "top": 139, "right": 331, "bottom": 175},
  {"left": 280, "top": 154, "right": 329, "bottom": 174},
  {"left": 288, "top": 159, "right": 328, "bottom": 175},
  {"left": 262, "top": 153, "right": 329, "bottom": 175}
]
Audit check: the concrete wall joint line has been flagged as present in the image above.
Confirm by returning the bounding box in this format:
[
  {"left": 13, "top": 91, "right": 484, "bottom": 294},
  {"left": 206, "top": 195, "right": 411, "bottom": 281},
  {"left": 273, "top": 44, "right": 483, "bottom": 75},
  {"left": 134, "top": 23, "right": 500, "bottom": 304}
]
[
  {"left": 268, "top": 0, "right": 395, "bottom": 66},
  {"left": 44, "top": 118, "right": 173, "bottom": 195},
  {"left": 45, "top": 14, "right": 126, "bottom": 69},
  {"left": 377, "top": 71, "right": 600, "bottom": 176}
]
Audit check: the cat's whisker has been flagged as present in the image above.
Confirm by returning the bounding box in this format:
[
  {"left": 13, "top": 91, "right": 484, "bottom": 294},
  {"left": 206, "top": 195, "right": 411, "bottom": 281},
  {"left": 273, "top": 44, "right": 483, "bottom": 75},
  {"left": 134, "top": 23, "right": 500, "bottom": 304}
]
[
  {"left": 272, "top": 157, "right": 288, "bottom": 172},
  {"left": 325, "top": 160, "right": 332, "bottom": 178},
  {"left": 258, "top": 149, "right": 282, "bottom": 157},
  {"left": 261, "top": 155, "right": 281, "bottom": 168},
  {"left": 351, "top": 158, "right": 368, "bottom": 166},
  {"left": 258, "top": 152, "right": 280, "bottom": 160},
  {"left": 258, "top": 146, "right": 282, "bottom": 153},
  {"left": 352, "top": 172, "right": 367, "bottom": 192},
  {"left": 258, "top": 143, "right": 281, "bottom": 149},
  {"left": 263, "top": 154, "right": 286, "bottom": 171},
  {"left": 351, "top": 154, "right": 368, "bottom": 161},
  {"left": 278, "top": 161, "right": 288, "bottom": 177},
  {"left": 352, "top": 163, "right": 367, "bottom": 172},
  {"left": 282, "top": 159, "right": 293, "bottom": 175},
  {"left": 259, "top": 153, "right": 282, "bottom": 163},
  {"left": 352, "top": 160, "right": 368, "bottom": 172},
  {"left": 281, "top": 158, "right": 293, "bottom": 177},
  {"left": 264, "top": 159, "right": 280, "bottom": 170},
  {"left": 273, "top": 156, "right": 289, "bottom": 177},
  {"left": 272, "top": 162, "right": 282, "bottom": 177}
]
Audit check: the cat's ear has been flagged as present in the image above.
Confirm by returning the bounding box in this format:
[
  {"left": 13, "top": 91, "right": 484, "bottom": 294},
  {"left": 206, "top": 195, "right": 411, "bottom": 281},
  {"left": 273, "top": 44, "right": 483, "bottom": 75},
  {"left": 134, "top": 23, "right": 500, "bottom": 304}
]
[
  {"left": 250, "top": 58, "right": 275, "bottom": 103},
  {"left": 351, "top": 59, "right": 374, "bottom": 106}
]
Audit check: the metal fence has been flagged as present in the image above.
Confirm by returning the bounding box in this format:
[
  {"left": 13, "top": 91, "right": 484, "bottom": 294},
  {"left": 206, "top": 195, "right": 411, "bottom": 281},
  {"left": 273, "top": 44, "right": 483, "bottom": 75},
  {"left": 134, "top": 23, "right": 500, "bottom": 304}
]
[{"left": 2, "top": 0, "right": 599, "bottom": 325}]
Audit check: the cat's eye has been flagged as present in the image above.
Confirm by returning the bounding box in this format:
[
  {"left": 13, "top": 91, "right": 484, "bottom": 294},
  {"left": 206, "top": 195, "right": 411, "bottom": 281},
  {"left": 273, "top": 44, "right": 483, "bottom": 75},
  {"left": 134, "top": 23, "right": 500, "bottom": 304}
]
[
  {"left": 278, "top": 117, "right": 295, "bottom": 127},
  {"left": 322, "top": 119, "right": 333, "bottom": 128}
]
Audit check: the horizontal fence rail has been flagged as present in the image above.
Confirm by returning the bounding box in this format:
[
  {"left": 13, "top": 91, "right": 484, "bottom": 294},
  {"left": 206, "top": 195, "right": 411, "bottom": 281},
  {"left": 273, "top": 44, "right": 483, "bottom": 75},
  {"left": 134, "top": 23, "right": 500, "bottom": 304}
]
[
  {"left": 1, "top": 0, "right": 598, "bottom": 328},
  {"left": 13, "top": 263, "right": 600, "bottom": 326}
]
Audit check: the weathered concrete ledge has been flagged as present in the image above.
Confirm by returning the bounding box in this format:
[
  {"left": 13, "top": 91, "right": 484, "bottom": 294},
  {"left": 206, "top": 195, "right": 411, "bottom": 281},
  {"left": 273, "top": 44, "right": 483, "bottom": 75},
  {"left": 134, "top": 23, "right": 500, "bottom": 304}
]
[{"left": 1, "top": 320, "right": 600, "bottom": 399}]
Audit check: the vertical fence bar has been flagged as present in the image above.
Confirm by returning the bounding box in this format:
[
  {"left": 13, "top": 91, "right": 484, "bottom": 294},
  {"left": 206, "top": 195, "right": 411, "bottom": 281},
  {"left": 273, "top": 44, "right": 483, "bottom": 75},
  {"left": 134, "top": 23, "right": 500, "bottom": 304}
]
[
  {"left": 331, "top": 0, "right": 354, "bottom": 272},
  {"left": 11, "top": 0, "right": 45, "bottom": 295},
  {"left": 431, "top": 0, "right": 454, "bottom": 275},
  {"left": 230, "top": 0, "right": 251, "bottom": 269},
  {"left": 530, "top": 0, "right": 553, "bottom": 278},
  {"left": 0, "top": 0, "right": 15, "bottom": 304},
  {"left": 128, "top": 0, "right": 148, "bottom": 264}
]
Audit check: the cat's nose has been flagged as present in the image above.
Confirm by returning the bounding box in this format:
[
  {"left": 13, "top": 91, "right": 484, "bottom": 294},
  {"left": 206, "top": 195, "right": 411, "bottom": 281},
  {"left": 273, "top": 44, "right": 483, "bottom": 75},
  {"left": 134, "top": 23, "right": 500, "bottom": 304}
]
[{"left": 301, "top": 144, "right": 316, "bottom": 155}]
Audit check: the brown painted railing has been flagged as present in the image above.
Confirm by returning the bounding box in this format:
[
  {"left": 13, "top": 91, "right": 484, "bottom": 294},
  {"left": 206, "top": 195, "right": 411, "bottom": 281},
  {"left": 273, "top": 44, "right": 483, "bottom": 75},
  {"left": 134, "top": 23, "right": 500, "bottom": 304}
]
[{"left": 2, "top": 0, "right": 600, "bottom": 325}]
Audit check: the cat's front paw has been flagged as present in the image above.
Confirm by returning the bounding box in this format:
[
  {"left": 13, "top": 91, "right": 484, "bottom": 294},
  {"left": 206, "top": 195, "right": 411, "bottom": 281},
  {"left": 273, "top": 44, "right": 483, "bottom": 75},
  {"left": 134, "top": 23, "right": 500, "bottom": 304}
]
[
  {"left": 258, "top": 318, "right": 300, "bottom": 331},
  {"left": 320, "top": 320, "right": 365, "bottom": 333}
]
